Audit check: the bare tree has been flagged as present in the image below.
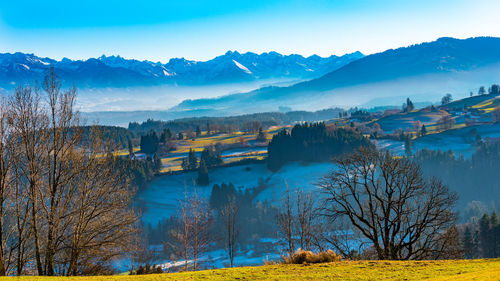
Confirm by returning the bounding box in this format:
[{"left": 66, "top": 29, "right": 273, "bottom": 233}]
[
  {"left": 276, "top": 185, "right": 295, "bottom": 257},
  {"left": 295, "top": 189, "right": 315, "bottom": 251},
  {"left": 63, "top": 130, "right": 137, "bottom": 275},
  {"left": 169, "top": 187, "right": 213, "bottom": 271},
  {"left": 317, "top": 148, "right": 458, "bottom": 260},
  {"left": 190, "top": 190, "right": 213, "bottom": 270},
  {"left": 0, "top": 98, "right": 15, "bottom": 275},
  {"left": 219, "top": 196, "right": 239, "bottom": 267},
  {"left": 5, "top": 69, "right": 138, "bottom": 276},
  {"left": 8, "top": 85, "right": 49, "bottom": 275}
]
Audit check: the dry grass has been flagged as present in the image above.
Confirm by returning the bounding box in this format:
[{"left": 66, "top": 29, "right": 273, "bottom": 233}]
[
  {"left": 3, "top": 259, "right": 499, "bottom": 280},
  {"left": 283, "top": 250, "right": 342, "bottom": 264}
]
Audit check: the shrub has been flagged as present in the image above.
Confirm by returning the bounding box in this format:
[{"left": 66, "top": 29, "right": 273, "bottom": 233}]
[{"left": 284, "top": 250, "right": 341, "bottom": 264}]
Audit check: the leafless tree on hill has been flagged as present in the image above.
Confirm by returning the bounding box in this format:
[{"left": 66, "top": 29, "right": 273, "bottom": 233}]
[
  {"left": 317, "top": 148, "right": 458, "bottom": 260},
  {"left": 219, "top": 196, "right": 239, "bottom": 267}
]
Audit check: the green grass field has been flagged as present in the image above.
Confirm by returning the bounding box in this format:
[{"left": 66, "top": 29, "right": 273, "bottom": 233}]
[
  {"left": 159, "top": 128, "right": 280, "bottom": 172},
  {"left": 4, "top": 259, "right": 499, "bottom": 281}
]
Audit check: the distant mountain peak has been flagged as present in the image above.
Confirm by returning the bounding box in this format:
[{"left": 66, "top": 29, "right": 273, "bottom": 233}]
[{"left": 0, "top": 50, "right": 364, "bottom": 89}]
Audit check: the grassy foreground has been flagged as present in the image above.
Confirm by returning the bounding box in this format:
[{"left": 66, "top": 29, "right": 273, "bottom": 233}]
[{"left": 2, "top": 259, "right": 500, "bottom": 281}]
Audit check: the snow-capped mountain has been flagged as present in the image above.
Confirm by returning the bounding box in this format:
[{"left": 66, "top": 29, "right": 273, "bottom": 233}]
[{"left": 0, "top": 51, "right": 364, "bottom": 89}]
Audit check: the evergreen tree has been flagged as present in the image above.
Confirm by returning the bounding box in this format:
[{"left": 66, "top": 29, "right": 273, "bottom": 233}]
[
  {"left": 153, "top": 153, "right": 162, "bottom": 173},
  {"left": 196, "top": 125, "right": 202, "bottom": 137},
  {"left": 160, "top": 129, "right": 166, "bottom": 143},
  {"left": 256, "top": 127, "right": 267, "bottom": 142},
  {"left": 188, "top": 148, "right": 198, "bottom": 170},
  {"left": 405, "top": 97, "right": 414, "bottom": 112},
  {"left": 181, "top": 158, "right": 189, "bottom": 171},
  {"left": 421, "top": 124, "right": 427, "bottom": 136},
  {"left": 178, "top": 132, "right": 183, "bottom": 140},
  {"left": 491, "top": 84, "right": 500, "bottom": 95},
  {"left": 140, "top": 131, "right": 160, "bottom": 154},
  {"left": 404, "top": 136, "right": 412, "bottom": 156},
  {"left": 197, "top": 158, "right": 209, "bottom": 186},
  {"left": 267, "top": 123, "right": 372, "bottom": 171},
  {"left": 479, "top": 214, "right": 491, "bottom": 257},
  {"left": 491, "top": 212, "right": 500, "bottom": 257},
  {"left": 478, "top": 86, "right": 486, "bottom": 95},
  {"left": 200, "top": 147, "right": 223, "bottom": 168},
  {"left": 463, "top": 226, "right": 475, "bottom": 259},
  {"left": 127, "top": 136, "right": 133, "bottom": 157},
  {"left": 441, "top": 93, "right": 453, "bottom": 105}
]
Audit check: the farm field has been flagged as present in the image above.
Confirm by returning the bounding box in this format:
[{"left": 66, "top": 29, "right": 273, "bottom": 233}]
[
  {"left": 3, "top": 259, "right": 499, "bottom": 281},
  {"left": 158, "top": 127, "right": 283, "bottom": 172}
]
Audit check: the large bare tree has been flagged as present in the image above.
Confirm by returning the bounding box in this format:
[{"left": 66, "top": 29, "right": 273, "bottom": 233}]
[
  {"left": 3, "top": 69, "right": 137, "bottom": 276},
  {"left": 219, "top": 196, "right": 239, "bottom": 267},
  {"left": 317, "top": 148, "right": 458, "bottom": 260}
]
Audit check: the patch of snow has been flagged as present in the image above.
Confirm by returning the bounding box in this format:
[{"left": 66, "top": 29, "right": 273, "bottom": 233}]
[
  {"left": 39, "top": 60, "right": 50, "bottom": 66},
  {"left": 232, "top": 60, "right": 252, "bottom": 74},
  {"left": 18, "top": 64, "right": 30, "bottom": 70}
]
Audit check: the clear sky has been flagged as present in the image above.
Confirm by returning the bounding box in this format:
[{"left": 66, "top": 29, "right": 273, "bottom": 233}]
[{"left": 1, "top": 0, "right": 499, "bottom": 62}]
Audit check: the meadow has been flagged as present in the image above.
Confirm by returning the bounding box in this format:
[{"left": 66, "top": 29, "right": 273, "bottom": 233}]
[{"left": 2, "top": 259, "right": 499, "bottom": 281}]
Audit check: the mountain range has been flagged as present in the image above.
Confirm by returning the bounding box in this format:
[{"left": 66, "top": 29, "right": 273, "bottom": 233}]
[
  {"left": 174, "top": 37, "right": 500, "bottom": 114},
  {"left": 0, "top": 51, "right": 364, "bottom": 89}
]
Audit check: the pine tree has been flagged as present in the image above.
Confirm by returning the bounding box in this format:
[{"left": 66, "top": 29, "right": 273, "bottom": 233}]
[
  {"left": 196, "top": 125, "right": 202, "bottom": 137},
  {"left": 197, "top": 158, "right": 209, "bottom": 186},
  {"left": 404, "top": 136, "right": 412, "bottom": 156},
  {"left": 463, "top": 226, "right": 475, "bottom": 259},
  {"left": 153, "top": 153, "right": 162, "bottom": 173},
  {"left": 188, "top": 148, "right": 198, "bottom": 170},
  {"left": 256, "top": 127, "right": 267, "bottom": 142},
  {"left": 479, "top": 214, "right": 491, "bottom": 257},
  {"left": 490, "top": 212, "right": 500, "bottom": 257},
  {"left": 421, "top": 125, "right": 427, "bottom": 136},
  {"left": 181, "top": 158, "right": 189, "bottom": 171},
  {"left": 127, "top": 137, "right": 133, "bottom": 157},
  {"left": 160, "top": 129, "right": 167, "bottom": 143},
  {"left": 405, "top": 97, "right": 414, "bottom": 112}
]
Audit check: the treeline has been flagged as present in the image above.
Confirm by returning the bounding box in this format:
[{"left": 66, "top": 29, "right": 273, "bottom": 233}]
[
  {"left": 181, "top": 147, "right": 223, "bottom": 186},
  {"left": 267, "top": 123, "right": 373, "bottom": 171},
  {"left": 412, "top": 142, "right": 500, "bottom": 210},
  {"left": 128, "top": 108, "right": 344, "bottom": 134},
  {"left": 79, "top": 125, "right": 134, "bottom": 150},
  {"left": 462, "top": 212, "right": 500, "bottom": 259},
  {"left": 0, "top": 70, "right": 136, "bottom": 276}
]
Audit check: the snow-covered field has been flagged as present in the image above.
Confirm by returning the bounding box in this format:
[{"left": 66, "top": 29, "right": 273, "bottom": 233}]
[
  {"left": 137, "top": 162, "right": 335, "bottom": 225},
  {"left": 413, "top": 123, "right": 500, "bottom": 157}
]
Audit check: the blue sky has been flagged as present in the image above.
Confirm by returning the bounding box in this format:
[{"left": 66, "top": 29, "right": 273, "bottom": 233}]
[{"left": 1, "top": 0, "right": 499, "bottom": 62}]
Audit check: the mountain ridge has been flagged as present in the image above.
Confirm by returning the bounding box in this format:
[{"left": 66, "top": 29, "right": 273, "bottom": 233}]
[
  {"left": 0, "top": 50, "right": 364, "bottom": 89},
  {"left": 174, "top": 37, "right": 500, "bottom": 113}
]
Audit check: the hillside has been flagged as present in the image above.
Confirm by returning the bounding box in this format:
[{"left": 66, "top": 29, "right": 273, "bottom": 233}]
[
  {"left": 3, "top": 259, "right": 499, "bottom": 280},
  {"left": 175, "top": 37, "right": 500, "bottom": 115}
]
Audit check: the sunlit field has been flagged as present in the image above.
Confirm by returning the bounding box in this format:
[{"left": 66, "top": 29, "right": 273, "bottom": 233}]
[{"left": 2, "top": 259, "right": 499, "bottom": 281}]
